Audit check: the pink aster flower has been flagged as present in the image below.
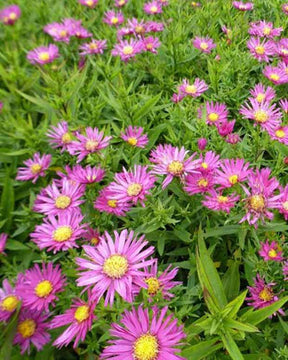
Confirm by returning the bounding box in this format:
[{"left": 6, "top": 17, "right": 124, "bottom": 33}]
[
  {"left": 108, "top": 165, "right": 156, "bottom": 206},
  {"left": 82, "top": 227, "right": 101, "bottom": 246},
  {"left": 279, "top": 99, "right": 288, "bottom": 113},
  {"left": 215, "top": 158, "right": 251, "bottom": 188},
  {"left": 263, "top": 65, "right": 288, "bottom": 84},
  {"left": 79, "top": 39, "right": 107, "bottom": 55},
  {"left": 94, "top": 187, "right": 131, "bottom": 216},
  {"left": 0, "top": 5, "right": 21, "bottom": 25},
  {"left": 143, "top": 1, "right": 163, "bottom": 14},
  {"left": 16, "top": 263, "right": 66, "bottom": 312},
  {"left": 216, "top": 119, "right": 236, "bottom": 137},
  {"left": 78, "top": 0, "right": 98, "bottom": 7},
  {"left": 0, "top": 233, "right": 7, "bottom": 254},
  {"left": 276, "top": 39, "right": 288, "bottom": 61},
  {"left": 249, "top": 83, "right": 276, "bottom": 103},
  {"left": 198, "top": 138, "right": 207, "bottom": 150},
  {"left": 31, "top": 212, "right": 86, "bottom": 253},
  {"left": 13, "top": 309, "right": 50, "bottom": 354},
  {"left": 0, "top": 279, "right": 21, "bottom": 322},
  {"left": 259, "top": 240, "right": 283, "bottom": 261},
  {"left": 115, "top": 0, "right": 128, "bottom": 7},
  {"left": 121, "top": 126, "right": 148, "bottom": 148},
  {"left": 76, "top": 229, "right": 155, "bottom": 305},
  {"left": 226, "top": 133, "right": 241, "bottom": 144},
  {"left": 247, "top": 37, "right": 276, "bottom": 62},
  {"left": 232, "top": 1, "right": 254, "bottom": 11},
  {"left": 202, "top": 190, "right": 239, "bottom": 213},
  {"left": 16, "top": 153, "right": 51, "bottom": 184},
  {"left": 64, "top": 165, "right": 105, "bottom": 185},
  {"left": 100, "top": 305, "right": 186, "bottom": 360},
  {"left": 246, "top": 275, "right": 285, "bottom": 315},
  {"left": 204, "top": 101, "right": 228, "bottom": 125},
  {"left": 69, "top": 127, "right": 112, "bottom": 162},
  {"left": 47, "top": 121, "right": 72, "bottom": 152},
  {"left": 44, "top": 22, "right": 71, "bottom": 43},
  {"left": 198, "top": 150, "right": 220, "bottom": 174},
  {"left": 192, "top": 36, "right": 216, "bottom": 53},
  {"left": 175, "top": 78, "right": 208, "bottom": 100},
  {"left": 50, "top": 296, "right": 96, "bottom": 348},
  {"left": 127, "top": 18, "right": 147, "bottom": 36},
  {"left": 145, "top": 21, "right": 164, "bottom": 32},
  {"left": 103, "top": 10, "right": 124, "bottom": 27},
  {"left": 240, "top": 99, "right": 282, "bottom": 131},
  {"left": 112, "top": 39, "right": 143, "bottom": 62},
  {"left": 27, "top": 44, "right": 59, "bottom": 65},
  {"left": 267, "top": 125, "right": 288, "bottom": 144},
  {"left": 248, "top": 21, "right": 283, "bottom": 38},
  {"left": 184, "top": 172, "right": 216, "bottom": 195},
  {"left": 33, "top": 179, "right": 85, "bottom": 215},
  {"left": 142, "top": 36, "right": 161, "bottom": 53},
  {"left": 279, "top": 185, "right": 288, "bottom": 220},
  {"left": 150, "top": 144, "right": 200, "bottom": 189},
  {"left": 282, "top": 4, "right": 288, "bottom": 15}
]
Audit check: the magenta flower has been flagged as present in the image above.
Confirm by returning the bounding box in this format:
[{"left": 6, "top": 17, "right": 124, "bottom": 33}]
[
  {"left": 143, "top": 1, "right": 163, "bottom": 14},
  {"left": 79, "top": 39, "right": 107, "bottom": 55},
  {"left": 240, "top": 99, "right": 282, "bottom": 131},
  {"left": 232, "top": 1, "right": 254, "bottom": 11},
  {"left": 267, "top": 125, "right": 288, "bottom": 144},
  {"left": 0, "top": 5, "right": 21, "bottom": 25},
  {"left": 184, "top": 172, "right": 216, "bottom": 195},
  {"left": 246, "top": 275, "right": 285, "bottom": 315},
  {"left": 44, "top": 22, "right": 71, "bottom": 43},
  {"left": 78, "top": 0, "right": 98, "bottom": 7},
  {"left": 146, "top": 21, "right": 164, "bottom": 32},
  {"left": 112, "top": 39, "right": 143, "bottom": 62},
  {"left": 198, "top": 150, "right": 220, "bottom": 174},
  {"left": 192, "top": 36, "right": 216, "bottom": 53},
  {"left": 100, "top": 305, "right": 186, "bottom": 360},
  {"left": 82, "top": 227, "right": 101, "bottom": 246},
  {"left": 198, "top": 138, "right": 207, "bottom": 151},
  {"left": 76, "top": 229, "right": 154, "bottom": 305},
  {"left": 50, "top": 296, "right": 96, "bottom": 348},
  {"left": 247, "top": 37, "right": 275, "bottom": 62},
  {"left": 94, "top": 187, "right": 132, "bottom": 216},
  {"left": 103, "top": 10, "right": 124, "bottom": 26},
  {"left": 174, "top": 78, "right": 208, "bottom": 102},
  {"left": 263, "top": 65, "right": 288, "bottom": 85},
  {"left": 202, "top": 191, "right": 239, "bottom": 213},
  {"left": 16, "top": 263, "right": 66, "bottom": 312},
  {"left": 248, "top": 21, "right": 283, "bottom": 38},
  {"left": 69, "top": 127, "right": 112, "bottom": 162},
  {"left": 127, "top": 18, "right": 147, "bottom": 36},
  {"left": 115, "top": 0, "right": 128, "bottom": 7},
  {"left": 226, "top": 133, "right": 241, "bottom": 144},
  {"left": 279, "top": 185, "right": 288, "bottom": 220},
  {"left": 282, "top": 4, "right": 288, "bottom": 15},
  {"left": 249, "top": 83, "right": 276, "bottom": 103},
  {"left": 204, "top": 101, "right": 228, "bottom": 125},
  {"left": 0, "top": 279, "right": 20, "bottom": 322},
  {"left": 216, "top": 119, "right": 235, "bottom": 137},
  {"left": 13, "top": 309, "right": 50, "bottom": 354},
  {"left": 121, "top": 126, "right": 148, "bottom": 148},
  {"left": 16, "top": 153, "right": 51, "bottom": 184},
  {"left": 279, "top": 99, "right": 288, "bottom": 113},
  {"left": 64, "top": 165, "right": 105, "bottom": 185},
  {"left": 47, "top": 121, "right": 72, "bottom": 152},
  {"left": 142, "top": 36, "right": 161, "bottom": 53},
  {"left": 259, "top": 240, "right": 283, "bottom": 261},
  {"left": 31, "top": 212, "right": 86, "bottom": 253},
  {"left": 0, "top": 233, "right": 7, "bottom": 254},
  {"left": 33, "top": 179, "right": 85, "bottom": 215},
  {"left": 107, "top": 165, "right": 156, "bottom": 206},
  {"left": 27, "top": 44, "right": 59, "bottom": 65},
  {"left": 276, "top": 39, "right": 288, "bottom": 61},
  {"left": 215, "top": 158, "right": 251, "bottom": 188},
  {"left": 150, "top": 144, "right": 200, "bottom": 189}
]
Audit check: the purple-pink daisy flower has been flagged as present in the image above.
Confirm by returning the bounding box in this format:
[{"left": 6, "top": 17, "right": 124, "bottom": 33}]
[
  {"left": 112, "top": 39, "right": 143, "bottom": 62},
  {"left": 248, "top": 21, "right": 283, "bottom": 38},
  {"left": 78, "top": 0, "right": 98, "bottom": 7},
  {"left": 215, "top": 158, "right": 251, "bottom": 188},
  {"left": 232, "top": 1, "right": 253, "bottom": 11},
  {"left": 0, "top": 5, "right": 21, "bottom": 25},
  {"left": 267, "top": 125, "right": 288, "bottom": 144},
  {"left": 79, "top": 39, "right": 107, "bottom": 55},
  {"left": 16, "top": 153, "right": 51, "bottom": 184},
  {"left": 142, "top": 36, "right": 161, "bottom": 53},
  {"left": 259, "top": 240, "right": 283, "bottom": 262},
  {"left": 103, "top": 10, "right": 124, "bottom": 26},
  {"left": 46, "top": 121, "right": 73, "bottom": 152},
  {"left": 121, "top": 126, "right": 148, "bottom": 148},
  {"left": 64, "top": 165, "right": 105, "bottom": 185},
  {"left": 0, "top": 279, "right": 21, "bottom": 322},
  {"left": 94, "top": 187, "right": 131, "bottom": 216},
  {"left": 202, "top": 191, "right": 240, "bottom": 213},
  {"left": 184, "top": 172, "right": 216, "bottom": 195},
  {"left": 263, "top": 65, "right": 288, "bottom": 85},
  {"left": 115, "top": 0, "right": 128, "bottom": 7},
  {"left": 198, "top": 150, "right": 220, "bottom": 174},
  {"left": 173, "top": 78, "right": 208, "bottom": 102},
  {"left": 279, "top": 185, "right": 288, "bottom": 220},
  {"left": 282, "top": 3, "right": 288, "bottom": 15},
  {"left": 27, "top": 44, "right": 59, "bottom": 65},
  {"left": 204, "top": 101, "right": 228, "bottom": 125},
  {"left": 143, "top": 1, "right": 163, "bottom": 15},
  {"left": 249, "top": 83, "right": 276, "bottom": 103},
  {"left": 247, "top": 37, "right": 275, "bottom": 62},
  {"left": 192, "top": 36, "right": 216, "bottom": 53},
  {"left": 0, "top": 233, "right": 7, "bottom": 254},
  {"left": 43, "top": 22, "right": 71, "bottom": 43},
  {"left": 82, "top": 227, "right": 101, "bottom": 246}
]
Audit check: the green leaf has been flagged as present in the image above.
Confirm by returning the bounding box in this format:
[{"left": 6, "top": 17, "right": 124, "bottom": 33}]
[
  {"left": 220, "top": 332, "right": 244, "bottom": 360},
  {"left": 222, "top": 291, "right": 247, "bottom": 319},
  {"left": 6, "top": 240, "right": 29, "bottom": 251},
  {"left": 133, "top": 93, "right": 162, "bottom": 121},
  {"left": 223, "top": 262, "right": 240, "bottom": 302},
  {"left": 0, "top": 174, "right": 14, "bottom": 231},
  {"left": 181, "top": 339, "right": 222, "bottom": 360},
  {"left": 224, "top": 319, "right": 259, "bottom": 333},
  {"left": 278, "top": 315, "right": 288, "bottom": 335}
]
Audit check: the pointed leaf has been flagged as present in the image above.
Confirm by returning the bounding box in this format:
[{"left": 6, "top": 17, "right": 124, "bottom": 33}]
[
  {"left": 181, "top": 339, "right": 222, "bottom": 360},
  {"left": 220, "top": 332, "right": 244, "bottom": 360}
]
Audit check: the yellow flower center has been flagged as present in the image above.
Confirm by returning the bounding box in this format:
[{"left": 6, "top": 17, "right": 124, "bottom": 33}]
[
  {"left": 150, "top": 5, "right": 158, "bottom": 12},
  {"left": 91, "top": 237, "right": 100, "bottom": 245},
  {"left": 74, "top": 305, "right": 90, "bottom": 322},
  {"left": 167, "top": 160, "right": 184, "bottom": 175},
  {"left": 103, "top": 254, "right": 128, "bottom": 279},
  {"left": 134, "top": 334, "right": 159, "bottom": 360},
  {"left": 275, "top": 129, "right": 285, "bottom": 138},
  {"left": 123, "top": 46, "right": 133, "bottom": 55},
  {"left": 254, "top": 110, "right": 268, "bottom": 123},
  {"left": 185, "top": 85, "right": 197, "bottom": 94},
  {"left": 263, "top": 26, "right": 271, "bottom": 35},
  {"left": 255, "top": 45, "right": 265, "bottom": 55},
  {"left": 229, "top": 174, "right": 238, "bottom": 185},
  {"left": 127, "top": 137, "right": 138, "bottom": 146},
  {"left": 111, "top": 17, "right": 119, "bottom": 24},
  {"left": 268, "top": 249, "right": 278, "bottom": 258},
  {"left": 146, "top": 43, "right": 153, "bottom": 50},
  {"left": 208, "top": 112, "right": 219, "bottom": 122},
  {"left": 198, "top": 178, "right": 208, "bottom": 187},
  {"left": 62, "top": 132, "right": 71, "bottom": 143},
  {"left": 127, "top": 183, "right": 142, "bottom": 196},
  {"left": 270, "top": 73, "right": 280, "bottom": 81},
  {"left": 30, "top": 163, "right": 42, "bottom": 174},
  {"left": 249, "top": 194, "right": 265, "bottom": 211},
  {"left": 107, "top": 199, "right": 117, "bottom": 208},
  {"left": 35, "top": 280, "right": 53, "bottom": 298},
  {"left": 145, "top": 277, "right": 160, "bottom": 296},
  {"left": 85, "top": 140, "right": 99, "bottom": 151},
  {"left": 39, "top": 52, "right": 50, "bottom": 61},
  {"left": 201, "top": 162, "right": 208, "bottom": 169},
  {"left": 218, "top": 195, "right": 228, "bottom": 203},
  {"left": 9, "top": 12, "right": 17, "bottom": 20},
  {"left": 200, "top": 42, "right": 208, "bottom": 50},
  {"left": 1, "top": 295, "right": 19, "bottom": 312},
  {"left": 135, "top": 25, "right": 145, "bottom": 34},
  {"left": 281, "top": 48, "right": 288, "bottom": 56},
  {"left": 256, "top": 93, "right": 265, "bottom": 103},
  {"left": 283, "top": 201, "right": 288, "bottom": 211},
  {"left": 259, "top": 287, "right": 273, "bottom": 301},
  {"left": 89, "top": 43, "right": 98, "bottom": 50},
  {"left": 55, "top": 195, "right": 71, "bottom": 209},
  {"left": 60, "top": 30, "right": 67, "bottom": 37},
  {"left": 53, "top": 226, "right": 73, "bottom": 242},
  {"left": 18, "top": 319, "right": 36, "bottom": 339},
  {"left": 86, "top": 0, "right": 93, "bottom": 5}
]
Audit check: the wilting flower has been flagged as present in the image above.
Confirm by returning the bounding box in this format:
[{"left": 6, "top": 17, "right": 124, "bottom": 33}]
[
  {"left": 142, "top": 36, "right": 161, "bottom": 53},
  {"left": 259, "top": 240, "right": 283, "bottom": 262},
  {"left": 279, "top": 185, "right": 288, "bottom": 220},
  {"left": 121, "top": 126, "right": 148, "bottom": 148},
  {"left": 263, "top": 65, "right": 288, "bottom": 85},
  {"left": 215, "top": 158, "right": 251, "bottom": 188},
  {"left": 112, "top": 39, "right": 143, "bottom": 62},
  {"left": 16, "top": 153, "right": 51, "bottom": 184},
  {"left": 193, "top": 36, "right": 216, "bottom": 53},
  {"left": 0, "top": 279, "right": 20, "bottom": 322},
  {"left": 150, "top": 144, "right": 200, "bottom": 189},
  {"left": 174, "top": 78, "right": 208, "bottom": 102},
  {"left": 103, "top": 10, "right": 124, "bottom": 26},
  {"left": 248, "top": 21, "right": 283, "bottom": 38},
  {"left": 0, "top": 233, "right": 7, "bottom": 254},
  {"left": 204, "top": 101, "right": 228, "bottom": 125},
  {"left": 197, "top": 138, "right": 207, "bottom": 150},
  {"left": 27, "top": 45, "right": 59, "bottom": 65},
  {"left": 267, "top": 125, "right": 288, "bottom": 145},
  {"left": 82, "top": 227, "right": 101, "bottom": 246},
  {"left": 226, "top": 133, "right": 241, "bottom": 144},
  {"left": 100, "top": 305, "right": 186, "bottom": 360},
  {"left": 184, "top": 172, "right": 216, "bottom": 195},
  {"left": 31, "top": 212, "right": 86, "bottom": 253},
  {"left": 16, "top": 263, "right": 66, "bottom": 312},
  {"left": 13, "top": 309, "right": 50, "bottom": 354},
  {"left": 143, "top": 1, "right": 163, "bottom": 14},
  {"left": 216, "top": 119, "right": 235, "bottom": 137},
  {"left": 232, "top": 1, "right": 253, "bottom": 11},
  {"left": 50, "top": 296, "right": 96, "bottom": 348},
  {"left": 76, "top": 229, "right": 154, "bottom": 305},
  {"left": 0, "top": 5, "right": 21, "bottom": 25},
  {"left": 64, "top": 165, "right": 105, "bottom": 185},
  {"left": 246, "top": 275, "right": 285, "bottom": 315},
  {"left": 247, "top": 37, "right": 275, "bottom": 62},
  {"left": 47, "top": 121, "right": 72, "bottom": 152},
  {"left": 33, "top": 179, "right": 85, "bottom": 215},
  {"left": 249, "top": 83, "right": 276, "bottom": 103},
  {"left": 78, "top": 0, "right": 98, "bottom": 7},
  {"left": 202, "top": 191, "right": 239, "bottom": 213},
  {"left": 94, "top": 187, "right": 132, "bottom": 216},
  {"left": 79, "top": 39, "right": 107, "bottom": 55}
]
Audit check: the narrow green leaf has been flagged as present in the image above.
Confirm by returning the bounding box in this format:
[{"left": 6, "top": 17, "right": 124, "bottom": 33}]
[
  {"left": 224, "top": 319, "right": 259, "bottom": 333},
  {"left": 220, "top": 332, "right": 244, "bottom": 360},
  {"left": 133, "top": 93, "right": 161, "bottom": 121},
  {"left": 181, "top": 339, "right": 222, "bottom": 360},
  {"left": 278, "top": 315, "right": 288, "bottom": 335},
  {"left": 6, "top": 240, "right": 29, "bottom": 251},
  {"left": 0, "top": 174, "right": 14, "bottom": 231},
  {"left": 223, "top": 291, "right": 247, "bottom": 319},
  {"left": 223, "top": 262, "right": 240, "bottom": 302}
]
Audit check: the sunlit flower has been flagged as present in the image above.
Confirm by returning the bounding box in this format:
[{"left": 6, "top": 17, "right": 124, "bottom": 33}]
[
  {"left": 94, "top": 187, "right": 132, "bottom": 216},
  {"left": 121, "top": 126, "right": 148, "bottom": 148},
  {"left": 204, "top": 101, "right": 228, "bottom": 125},
  {"left": 259, "top": 240, "right": 283, "bottom": 262},
  {"left": 47, "top": 121, "right": 73, "bottom": 152},
  {"left": 103, "top": 10, "right": 124, "bottom": 27},
  {"left": 198, "top": 150, "right": 220, "bottom": 174},
  {"left": 82, "top": 227, "right": 101, "bottom": 246},
  {"left": 279, "top": 185, "right": 288, "bottom": 220},
  {"left": 27, "top": 45, "right": 59, "bottom": 65},
  {"left": 248, "top": 21, "right": 283, "bottom": 38},
  {"left": 263, "top": 65, "right": 288, "bottom": 84},
  {"left": 247, "top": 37, "right": 275, "bottom": 62},
  {"left": 112, "top": 39, "right": 143, "bottom": 62},
  {"left": 192, "top": 36, "right": 216, "bottom": 53},
  {"left": 144, "top": 1, "right": 163, "bottom": 14},
  {"left": 79, "top": 39, "right": 107, "bottom": 55},
  {"left": 64, "top": 165, "right": 105, "bottom": 185},
  {"left": 282, "top": 3, "right": 288, "bottom": 15},
  {"left": 267, "top": 125, "right": 288, "bottom": 145},
  {"left": 0, "top": 5, "right": 21, "bottom": 25},
  {"left": 142, "top": 36, "right": 161, "bottom": 53},
  {"left": 202, "top": 190, "right": 239, "bottom": 213},
  {"left": 16, "top": 153, "right": 52, "bottom": 184},
  {"left": 0, "top": 279, "right": 20, "bottom": 322},
  {"left": 174, "top": 78, "right": 208, "bottom": 102},
  {"left": 78, "top": 0, "right": 98, "bottom": 7},
  {"left": 249, "top": 83, "right": 276, "bottom": 104},
  {"left": 215, "top": 158, "right": 251, "bottom": 188},
  {"left": 115, "top": 0, "right": 128, "bottom": 7},
  {"left": 44, "top": 22, "right": 71, "bottom": 43},
  {"left": 184, "top": 172, "right": 216, "bottom": 195},
  {"left": 232, "top": 1, "right": 253, "bottom": 11},
  {"left": 127, "top": 18, "right": 147, "bottom": 36}
]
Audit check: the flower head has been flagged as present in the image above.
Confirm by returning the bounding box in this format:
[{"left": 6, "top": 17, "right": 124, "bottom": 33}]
[
  {"left": 215, "top": 158, "right": 251, "bottom": 188},
  {"left": 79, "top": 39, "right": 107, "bottom": 55},
  {"left": 184, "top": 172, "right": 216, "bottom": 195},
  {"left": 198, "top": 151, "right": 220, "bottom": 174},
  {"left": 94, "top": 187, "right": 132, "bottom": 216},
  {"left": 112, "top": 39, "right": 143, "bottom": 62},
  {"left": 103, "top": 10, "right": 124, "bottom": 27},
  {"left": 248, "top": 21, "right": 283, "bottom": 38},
  {"left": 144, "top": 1, "right": 163, "bottom": 14},
  {"left": 64, "top": 165, "right": 105, "bottom": 185},
  {"left": 121, "top": 126, "right": 148, "bottom": 148},
  {"left": 282, "top": 3, "right": 288, "bottom": 15},
  {"left": 247, "top": 37, "right": 275, "bottom": 62},
  {"left": 0, "top": 5, "right": 21, "bottom": 25},
  {"left": 16, "top": 153, "right": 51, "bottom": 184},
  {"left": 263, "top": 65, "right": 288, "bottom": 85},
  {"left": 202, "top": 191, "right": 239, "bottom": 213},
  {"left": 267, "top": 125, "right": 288, "bottom": 145},
  {"left": 193, "top": 36, "right": 216, "bottom": 53},
  {"left": 27, "top": 45, "right": 59, "bottom": 65},
  {"left": 174, "top": 78, "right": 208, "bottom": 102},
  {"left": 279, "top": 185, "right": 288, "bottom": 220},
  {"left": 142, "top": 36, "right": 161, "bottom": 53},
  {"left": 249, "top": 83, "right": 276, "bottom": 104},
  {"left": 44, "top": 22, "right": 71, "bottom": 43},
  {"left": 0, "top": 279, "right": 20, "bottom": 322},
  {"left": 47, "top": 121, "right": 73, "bottom": 152},
  {"left": 259, "top": 240, "right": 283, "bottom": 261},
  {"left": 78, "top": 0, "right": 98, "bottom": 7},
  {"left": 204, "top": 101, "right": 228, "bottom": 125},
  {"left": 83, "top": 227, "right": 101, "bottom": 246},
  {"left": 115, "top": 0, "right": 128, "bottom": 7},
  {"left": 279, "top": 99, "right": 288, "bottom": 114},
  {"left": 197, "top": 138, "right": 207, "bottom": 151},
  {"left": 232, "top": 1, "right": 253, "bottom": 11}
]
